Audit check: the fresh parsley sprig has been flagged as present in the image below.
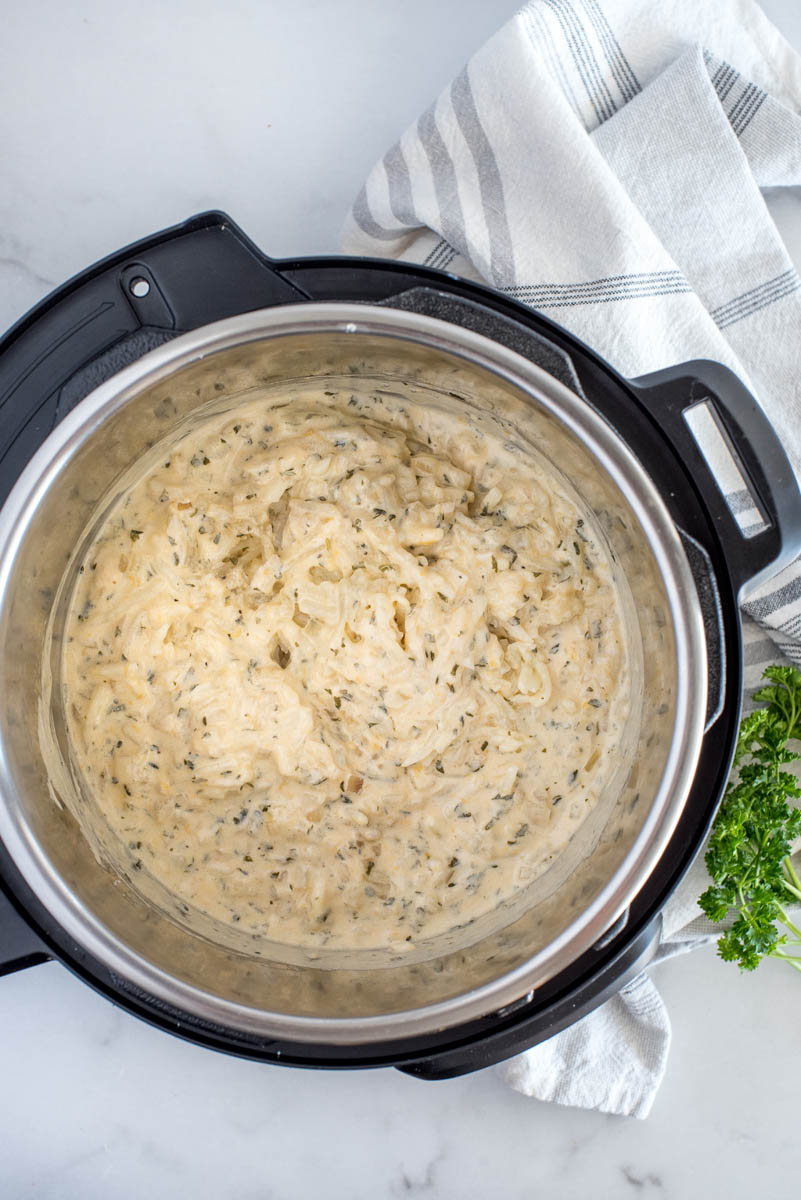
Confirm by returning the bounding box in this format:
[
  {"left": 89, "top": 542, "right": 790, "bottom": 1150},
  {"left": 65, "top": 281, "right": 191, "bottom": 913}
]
[{"left": 699, "top": 665, "right": 801, "bottom": 972}]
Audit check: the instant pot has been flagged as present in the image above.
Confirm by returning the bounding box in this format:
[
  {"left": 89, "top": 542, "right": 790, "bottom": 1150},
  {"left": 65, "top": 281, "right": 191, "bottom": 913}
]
[{"left": 0, "top": 211, "right": 798, "bottom": 1078}]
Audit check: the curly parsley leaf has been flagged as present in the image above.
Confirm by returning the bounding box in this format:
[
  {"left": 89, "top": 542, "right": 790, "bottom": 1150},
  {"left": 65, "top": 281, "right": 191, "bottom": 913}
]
[{"left": 699, "top": 665, "right": 801, "bottom": 973}]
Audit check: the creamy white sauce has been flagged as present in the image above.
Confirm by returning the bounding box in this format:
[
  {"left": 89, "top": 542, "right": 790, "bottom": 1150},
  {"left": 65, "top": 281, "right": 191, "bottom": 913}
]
[{"left": 63, "top": 385, "right": 630, "bottom": 950}]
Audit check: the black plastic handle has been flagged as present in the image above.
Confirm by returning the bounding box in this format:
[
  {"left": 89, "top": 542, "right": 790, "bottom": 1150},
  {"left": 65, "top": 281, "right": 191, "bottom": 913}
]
[
  {"left": 0, "top": 884, "right": 50, "bottom": 976},
  {"left": 0, "top": 211, "right": 309, "bottom": 504},
  {"left": 632, "top": 360, "right": 801, "bottom": 599}
]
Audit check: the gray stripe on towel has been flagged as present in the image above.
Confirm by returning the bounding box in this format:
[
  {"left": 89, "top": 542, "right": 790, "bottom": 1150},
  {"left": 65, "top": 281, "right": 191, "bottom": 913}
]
[
  {"left": 542, "top": 0, "right": 615, "bottom": 125},
  {"left": 450, "top": 67, "right": 515, "bottom": 286},
  {"left": 582, "top": 0, "right": 641, "bottom": 102},
  {"left": 522, "top": 4, "right": 584, "bottom": 119},
  {"left": 351, "top": 184, "right": 404, "bottom": 242},
  {"left": 383, "top": 141, "right": 417, "bottom": 228},
  {"left": 417, "top": 102, "right": 472, "bottom": 267},
  {"left": 746, "top": 571, "right": 801, "bottom": 622},
  {"left": 711, "top": 270, "right": 800, "bottom": 329}
]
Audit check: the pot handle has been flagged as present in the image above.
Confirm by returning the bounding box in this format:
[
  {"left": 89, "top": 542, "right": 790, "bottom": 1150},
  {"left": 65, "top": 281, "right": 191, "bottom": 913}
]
[
  {"left": 0, "top": 211, "right": 308, "bottom": 504},
  {"left": 630, "top": 361, "right": 801, "bottom": 599},
  {"left": 0, "top": 883, "right": 50, "bottom": 976}
]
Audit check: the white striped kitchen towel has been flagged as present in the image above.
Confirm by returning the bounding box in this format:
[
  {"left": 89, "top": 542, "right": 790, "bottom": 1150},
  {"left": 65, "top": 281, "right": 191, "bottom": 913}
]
[{"left": 343, "top": 0, "right": 801, "bottom": 1117}]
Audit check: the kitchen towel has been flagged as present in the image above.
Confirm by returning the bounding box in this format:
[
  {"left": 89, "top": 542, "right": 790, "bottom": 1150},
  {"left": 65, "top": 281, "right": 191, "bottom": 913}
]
[{"left": 343, "top": 0, "right": 801, "bottom": 1117}]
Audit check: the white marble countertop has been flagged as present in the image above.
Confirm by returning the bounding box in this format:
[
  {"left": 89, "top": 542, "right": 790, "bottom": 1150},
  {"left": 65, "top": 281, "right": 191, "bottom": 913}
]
[{"left": 2, "top": 3, "right": 801, "bottom": 1197}]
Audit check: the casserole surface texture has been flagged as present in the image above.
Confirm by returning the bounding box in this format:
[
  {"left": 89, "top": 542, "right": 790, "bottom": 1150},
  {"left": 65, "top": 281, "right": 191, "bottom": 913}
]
[{"left": 63, "top": 380, "right": 631, "bottom": 950}]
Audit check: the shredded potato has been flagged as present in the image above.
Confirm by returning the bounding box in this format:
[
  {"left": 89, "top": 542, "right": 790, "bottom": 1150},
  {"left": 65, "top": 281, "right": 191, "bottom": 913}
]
[{"left": 63, "top": 387, "right": 629, "bottom": 949}]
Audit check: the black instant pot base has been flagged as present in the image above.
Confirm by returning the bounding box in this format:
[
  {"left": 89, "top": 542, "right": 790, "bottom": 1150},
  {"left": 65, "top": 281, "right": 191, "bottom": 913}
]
[{"left": 0, "top": 212, "right": 749, "bottom": 1076}]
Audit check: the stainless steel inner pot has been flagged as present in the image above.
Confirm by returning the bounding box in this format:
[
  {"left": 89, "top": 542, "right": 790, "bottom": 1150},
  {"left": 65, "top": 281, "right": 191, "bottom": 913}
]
[{"left": 0, "top": 304, "right": 706, "bottom": 1043}]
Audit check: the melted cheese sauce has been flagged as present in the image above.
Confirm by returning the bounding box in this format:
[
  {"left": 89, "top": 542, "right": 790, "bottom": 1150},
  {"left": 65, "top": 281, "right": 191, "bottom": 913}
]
[{"left": 63, "top": 386, "right": 631, "bottom": 949}]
